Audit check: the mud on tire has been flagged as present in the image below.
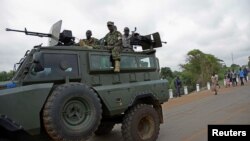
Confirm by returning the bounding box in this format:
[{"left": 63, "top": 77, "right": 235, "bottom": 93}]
[
  {"left": 43, "top": 83, "right": 102, "bottom": 141},
  {"left": 122, "top": 104, "right": 160, "bottom": 141}
]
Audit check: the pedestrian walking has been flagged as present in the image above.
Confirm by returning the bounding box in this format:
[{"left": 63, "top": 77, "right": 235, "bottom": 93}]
[
  {"left": 215, "top": 72, "right": 220, "bottom": 88},
  {"left": 239, "top": 68, "right": 244, "bottom": 86},
  {"left": 226, "top": 69, "right": 232, "bottom": 87},
  {"left": 243, "top": 67, "right": 248, "bottom": 82},
  {"left": 211, "top": 73, "right": 218, "bottom": 95},
  {"left": 225, "top": 70, "right": 231, "bottom": 87},
  {"left": 231, "top": 69, "right": 237, "bottom": 86}
]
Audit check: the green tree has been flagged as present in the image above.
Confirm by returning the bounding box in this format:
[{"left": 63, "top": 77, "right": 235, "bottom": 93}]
[
  {"left": 0, "top": 71, "right": 14, "bottom": 81},
  {"left": 160, "top": 67, "right": 173, "bottom": 79},
  {"left": 160, "top": 67, "right": 180, "bottom": 89},
  {"left": 180, "top": 49, "right": 222, "bottom": 87},
  {"left": 231, "top": 64, "right": 240, "bottom": 70}
]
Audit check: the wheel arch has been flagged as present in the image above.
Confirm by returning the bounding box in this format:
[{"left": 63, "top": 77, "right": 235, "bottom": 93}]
[
  {"left": 39, "top": 83, "right": 60, "bottom": 133},
  {"left": 129, "top": 93, "right": 164, "bottom": 123}
]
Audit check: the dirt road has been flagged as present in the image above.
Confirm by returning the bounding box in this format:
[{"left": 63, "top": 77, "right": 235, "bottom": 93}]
[{"left": 89, "top": 82, "right": 250, "bottom": 141}]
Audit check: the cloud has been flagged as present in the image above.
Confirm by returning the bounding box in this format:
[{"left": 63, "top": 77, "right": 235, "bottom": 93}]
[{"left": 0, "top": 0, "right": 250, "bottom": 71}]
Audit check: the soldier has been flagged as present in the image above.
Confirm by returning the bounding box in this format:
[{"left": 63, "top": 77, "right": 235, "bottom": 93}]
[
  {"left": 78, "top": 30, "right": 99, "bottom": 49},
  {"left": 174, "top": 76, "right": 182, "bottom": 97},
  {"left": 122, "top": 27, "right": 133, "bottom": 52},
  {"left": 103, "top": 21, "right": 122, "bottom": 72}
]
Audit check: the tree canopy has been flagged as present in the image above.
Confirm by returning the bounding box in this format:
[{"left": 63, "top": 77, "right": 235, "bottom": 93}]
[
  {"left": 0, "top": 71, "right": 14, "bottom": 81},
  {"left": 180, "top": 49, "right": 222, "bottom": 87}
]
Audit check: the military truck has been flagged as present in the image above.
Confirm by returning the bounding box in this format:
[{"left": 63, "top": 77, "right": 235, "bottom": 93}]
[{"left": 0, "top": 21, "right": 169, "bottom": 141}]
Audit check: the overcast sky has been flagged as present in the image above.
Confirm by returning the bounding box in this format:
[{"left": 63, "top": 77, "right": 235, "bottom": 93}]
[{"left": 0, "top": 0, "right": 249, "bottom": 71}]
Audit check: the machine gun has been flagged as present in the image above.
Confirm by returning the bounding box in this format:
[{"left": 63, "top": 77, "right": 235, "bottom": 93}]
[
  {"left": 130, "top": 31, "right": 167, "bottom": 51},
  {"left": 6, "top": 28, "right": 52, "bottom": 38},
  {"left": 5, "top": 20, "right": 75, "bottom": 46}
]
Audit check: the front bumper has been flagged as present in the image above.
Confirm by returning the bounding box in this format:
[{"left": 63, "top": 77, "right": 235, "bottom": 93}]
[
  {"left": 0, "top": 115, "right": 34, "bottom": 141},
  {"left": 0, "top": 114, "right": 23, "bottom": 132}
]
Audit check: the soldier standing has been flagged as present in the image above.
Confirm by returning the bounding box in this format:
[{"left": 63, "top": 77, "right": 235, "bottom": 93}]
[
  {"left": 174, "top": 76, "right": 182, "bottom": 97},
  {"left": 122, "top": 27, "right": 133, "bottom": 52},
  {"left": 103, "top": 21, "right": 122, "bottom": 72},
  {"left": 78, "top": 30, "right": 99, "bottom": 49}
]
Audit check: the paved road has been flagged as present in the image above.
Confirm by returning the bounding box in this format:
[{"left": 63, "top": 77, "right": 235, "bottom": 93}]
[{"left": 88, "top": 82, "right": 250, "bottom": 141}]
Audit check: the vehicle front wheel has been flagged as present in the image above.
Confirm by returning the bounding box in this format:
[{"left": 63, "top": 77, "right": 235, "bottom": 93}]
[
  {"left": 43, "top": 83, "right": 102, "bottom": 141},
  {"left": 121, "top": 104, "right": 160, "bottom": 141}
]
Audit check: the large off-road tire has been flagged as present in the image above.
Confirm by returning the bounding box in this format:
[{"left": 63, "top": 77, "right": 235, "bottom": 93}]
[
  {"left": 94, "top": 121, "right": 115, "bottom": 136},
  {"left": 43, "top": 83, "right": 102, "bottom": 141},
  {"left": 122, "top": 104, "right": 160, "bottom": 141}
]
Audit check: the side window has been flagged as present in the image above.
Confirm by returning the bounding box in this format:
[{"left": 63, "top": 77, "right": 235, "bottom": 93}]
[
  {"left": 89, "top": 54, "right": 156, "bottom": 71},
  {"left": 138, "top": 56, "right": 155, "bottom": 68},
  {"left": 43, "top": 54, "right": 78, "bottom": 76},
  {"left": 121, "top": 56, "right": 138, "bottom": 69},
  {"left": 90, "top": 54, "right": 112, "bottom": 70},
  {"left": 30, "top": 53, "right": 79, "bottom": 78}
]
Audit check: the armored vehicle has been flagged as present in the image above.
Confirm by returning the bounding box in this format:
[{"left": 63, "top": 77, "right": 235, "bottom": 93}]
[{"left": 0, "top": 21, "right": 169, "bottom": 141}]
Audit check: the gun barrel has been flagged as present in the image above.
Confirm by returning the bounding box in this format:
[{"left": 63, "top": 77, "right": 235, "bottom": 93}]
[
  {"left": 6, "top": 28, "right": 26, "bottom": 33},
  {"left": 5, "top": 28, "right": 51, "bottom": 38}
]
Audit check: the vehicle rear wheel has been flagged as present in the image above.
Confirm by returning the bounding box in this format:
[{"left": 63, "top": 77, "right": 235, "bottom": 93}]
[
  {"left": 43, "top": 83, "right": 102, "bottom": 141},
  {"left": 94, "top": 121, "right": 115, "bottom": 136},
  {"left": 122, "top": 104, "right": 160, "bottom": 141}
]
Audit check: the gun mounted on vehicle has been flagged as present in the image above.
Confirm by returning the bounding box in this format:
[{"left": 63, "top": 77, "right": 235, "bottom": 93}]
[
  {"left": 6, "top": 28, "right": 52, "bottom": 38},
  {"left": 130, "top": 27, "right": 167, "bottom": 52},
  {"left": 5, "top": 20, "right": 75, "bottom": 46}
]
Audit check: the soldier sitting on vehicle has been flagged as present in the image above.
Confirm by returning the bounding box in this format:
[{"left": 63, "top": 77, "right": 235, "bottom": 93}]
[
  {"left": 122, "top": 27, "right": 133, "bottom": 52},
  {"left": 103, "top": 21, "right": 122, "bottom": 72},
  {"left": 78, "top": 30, "right": 100, "bottom": 49}
]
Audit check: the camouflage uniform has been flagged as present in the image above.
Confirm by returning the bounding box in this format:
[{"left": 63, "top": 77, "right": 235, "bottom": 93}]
[
  {"left": 104, "top": 29, "right": 122, "bottom": 60},
  {"left": 79, "top": 37, "right": 99, "bottom": 49}
]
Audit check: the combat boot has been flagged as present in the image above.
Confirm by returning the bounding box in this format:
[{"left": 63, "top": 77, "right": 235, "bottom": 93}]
[{"left": 114, "top": 60, "right": 120, "bottom": 72}]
